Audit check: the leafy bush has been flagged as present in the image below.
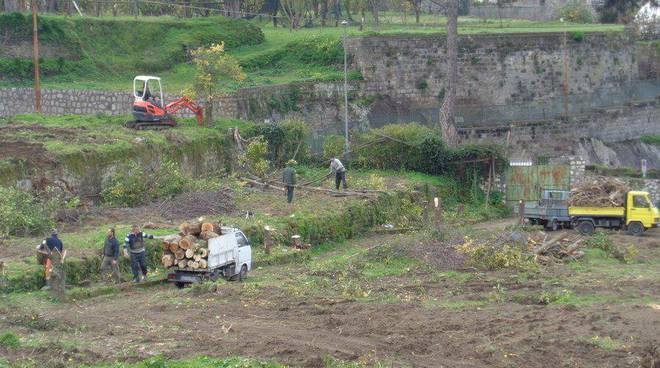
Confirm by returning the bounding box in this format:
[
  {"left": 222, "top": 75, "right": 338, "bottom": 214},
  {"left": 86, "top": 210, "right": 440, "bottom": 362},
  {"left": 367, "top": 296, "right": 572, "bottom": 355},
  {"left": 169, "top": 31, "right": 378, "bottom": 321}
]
[
  {"left": 244, "top": 120, "right": 311, "bottom": 165},
  {"left": 322, "top": 135, "right": 346, "bottom": 160},
  {"left": 457, "top": 236, "right": 535, "bottom": 270},
  {"left": 0, "top": 331, "right": 20, "bottom": 348},
  {"left": 240, "top": 137, "right": 270, "bottom": 178},
  {"left": 101, "top": 160, "right": 186, "bottom": 207},
  {"left": 584, "top": 230, "right": 614, "bottom": 252},
  {"left": 0, "top": 186, "right": 55, "bottom": 237},
  {"left": 558, "top": 0, "right": 595, "bottom": 23}
]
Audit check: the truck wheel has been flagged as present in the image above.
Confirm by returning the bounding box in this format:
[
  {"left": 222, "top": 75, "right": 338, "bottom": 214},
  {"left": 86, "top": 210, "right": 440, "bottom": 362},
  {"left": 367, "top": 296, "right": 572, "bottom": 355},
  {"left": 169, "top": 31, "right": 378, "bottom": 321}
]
[
  {"left": 626, "top": 221, "right": 644, "bottom": 236},
  {"left": 577, "top": 221, "right": 595, "bottom": 236},
  {"left": 175, "top": 282, "right": 186, "bottom": 289},
  {"left": 238, "top": 265, "right": 248, "bottom": 282},
  {"left": 546, "top": 220, "right": 558, "bottom": 231}
]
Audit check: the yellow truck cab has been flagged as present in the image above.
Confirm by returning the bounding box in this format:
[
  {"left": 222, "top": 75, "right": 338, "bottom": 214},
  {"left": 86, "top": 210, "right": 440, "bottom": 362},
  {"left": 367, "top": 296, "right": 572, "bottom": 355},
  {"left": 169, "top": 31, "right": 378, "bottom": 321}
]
[{"left": 568, "top": 191, "right": 659, "bottom": 235}]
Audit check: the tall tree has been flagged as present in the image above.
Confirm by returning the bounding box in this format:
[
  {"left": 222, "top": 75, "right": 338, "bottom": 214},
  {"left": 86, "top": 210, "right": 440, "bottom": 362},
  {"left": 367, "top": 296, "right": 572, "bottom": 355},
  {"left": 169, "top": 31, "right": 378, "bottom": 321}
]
[
  {"left": 281, "top": 0, "right": 309, "bottom": 29},
  {"left": 367, "top": 0, "right": 379, "bottom": 26},
  {"left": 409, "top": 0, "right": 422, "bottom": 23},
  {"left": 440, "top": 0, "right": 459, "bottom": 147}
]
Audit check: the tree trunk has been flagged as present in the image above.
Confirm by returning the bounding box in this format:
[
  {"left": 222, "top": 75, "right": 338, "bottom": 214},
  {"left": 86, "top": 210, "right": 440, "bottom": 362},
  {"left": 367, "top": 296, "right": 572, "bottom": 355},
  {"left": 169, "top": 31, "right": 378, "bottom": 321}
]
[
  {"left": 321, "top": 0, "right": 328, "bottom": 26},
  {"left": 185, "top": 248, "right": 196, "bottom": 259},
  {"left": 175, "top": 249, "right": 186, "bottom": 260},
  {"left": 199, "top": 259, "right": 208, "bottom": 269},
  {"left": 368, "top": 0, "right": 379, "bottom": 27},
  {"left": 162, "top": 254, "right": 175, "bottom": 267},
  {"left": 415, "top": 1, "right": 420, "bottom": 23},
  {"left": 345, "top": 0, "right": 352, "bottom": 20},
  {"left": 94, "top": 0, "right": 101, "bottom": 16},
  {"left": 264, "top": 226, "right": 273, "bottom": 255},
  {"left": 440, "top": 0, "right": 459, "bottom": 148}
]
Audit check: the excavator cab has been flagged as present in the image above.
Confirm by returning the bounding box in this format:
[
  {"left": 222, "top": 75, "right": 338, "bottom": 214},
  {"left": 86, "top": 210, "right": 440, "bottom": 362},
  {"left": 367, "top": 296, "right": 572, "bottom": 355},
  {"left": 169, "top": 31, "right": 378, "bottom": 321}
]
[{"left": 126, "top": 75, "right": 203, "bottom": 130}]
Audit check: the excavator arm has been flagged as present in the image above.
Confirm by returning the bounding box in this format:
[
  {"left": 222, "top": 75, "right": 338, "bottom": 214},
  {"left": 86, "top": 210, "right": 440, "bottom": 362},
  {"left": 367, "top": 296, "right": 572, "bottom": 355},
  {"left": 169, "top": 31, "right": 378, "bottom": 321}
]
[{"left": 165, "top": 96, "right": 204, "bottom": 126}]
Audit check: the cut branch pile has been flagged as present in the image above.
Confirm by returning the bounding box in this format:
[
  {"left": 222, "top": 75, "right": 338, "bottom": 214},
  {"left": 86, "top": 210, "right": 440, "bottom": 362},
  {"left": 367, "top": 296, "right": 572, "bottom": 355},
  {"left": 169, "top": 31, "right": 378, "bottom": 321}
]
[
  {"left": 161, "top": 218, "right": 222, "bottom": 270},
  {"left": 529, "top": 232, "right": 585, "bottom": 265},
  {"left": 569, "top": 178, "right": 629, "bottom": 207}
]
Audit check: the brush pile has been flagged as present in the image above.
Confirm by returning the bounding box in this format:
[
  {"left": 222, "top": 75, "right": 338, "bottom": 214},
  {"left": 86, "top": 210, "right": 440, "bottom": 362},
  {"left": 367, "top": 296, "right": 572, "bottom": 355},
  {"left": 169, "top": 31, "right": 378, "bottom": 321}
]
[
  {"left": 569, "top": 178, "right": 628, "bottom": 207},
  {"left": 160, "top": 218, "right": 222, "bottom": 270},
  {"left": 529, "top": 232, "right": 585, "bottom": 264}
]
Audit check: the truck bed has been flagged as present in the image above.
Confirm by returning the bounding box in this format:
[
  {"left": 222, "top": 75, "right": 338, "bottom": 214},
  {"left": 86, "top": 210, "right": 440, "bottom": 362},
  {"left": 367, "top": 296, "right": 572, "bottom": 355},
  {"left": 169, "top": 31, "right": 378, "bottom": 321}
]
[{"left": 568, "top": 206, "right": 624, "bottom": 217}]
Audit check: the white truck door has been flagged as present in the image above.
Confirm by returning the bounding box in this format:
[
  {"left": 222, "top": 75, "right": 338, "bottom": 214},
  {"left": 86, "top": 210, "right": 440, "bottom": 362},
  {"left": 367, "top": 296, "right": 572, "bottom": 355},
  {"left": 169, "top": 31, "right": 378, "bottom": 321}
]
[{"left": 235, "top": 231, "right": 252, "bottom": 271}]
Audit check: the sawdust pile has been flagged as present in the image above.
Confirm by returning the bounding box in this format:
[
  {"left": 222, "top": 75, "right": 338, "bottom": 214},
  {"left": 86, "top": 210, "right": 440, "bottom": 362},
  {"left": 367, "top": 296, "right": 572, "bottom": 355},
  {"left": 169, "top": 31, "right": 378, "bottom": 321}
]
[
  {"left": 569, "top": 178, "right": 629, "bottom": 207},
  {"left": 157, "top": 189, "right": 237, "bottom": 220}
]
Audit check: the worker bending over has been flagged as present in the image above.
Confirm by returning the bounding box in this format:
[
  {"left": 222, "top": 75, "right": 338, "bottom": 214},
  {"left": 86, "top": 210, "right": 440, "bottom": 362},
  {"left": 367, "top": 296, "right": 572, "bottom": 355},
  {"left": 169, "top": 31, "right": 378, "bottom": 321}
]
[
  {"left": 330, "top": 157, "right": 348, "bottom": 190},
  {"left": 282, "top": 160, "right": 297, "bottom": 203},
  {"left": 37, "top": 228, "right": 66, "bottom": 298},
  {"left": 124, "top": 225, "right": 154, "bottom": 282}
]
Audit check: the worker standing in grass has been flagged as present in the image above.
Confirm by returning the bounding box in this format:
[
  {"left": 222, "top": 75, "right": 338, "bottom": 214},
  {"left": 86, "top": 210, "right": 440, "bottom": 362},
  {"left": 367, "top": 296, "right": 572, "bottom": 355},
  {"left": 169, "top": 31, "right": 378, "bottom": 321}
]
[
  {"left": 124, "top": 225, "right": 154, "bottom": 282},
  {"left": 330, "top": 157, "right": 348, "bottom": 190},
  {"left": 37, "top": 228, "right": 66, "bottom": 299},
  {"left": 282, "top": 159, "right": 297, "bottom": 204},
  {"left": 101, "top": 228, "right": 120, "bottom": 283}
]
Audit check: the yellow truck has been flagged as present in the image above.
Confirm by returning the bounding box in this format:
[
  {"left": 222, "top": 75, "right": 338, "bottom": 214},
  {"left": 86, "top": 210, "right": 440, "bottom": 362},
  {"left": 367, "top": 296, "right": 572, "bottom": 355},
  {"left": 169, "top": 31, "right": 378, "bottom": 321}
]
[{"left": 569, "top": 191, "right": 659, "bottom": 235}]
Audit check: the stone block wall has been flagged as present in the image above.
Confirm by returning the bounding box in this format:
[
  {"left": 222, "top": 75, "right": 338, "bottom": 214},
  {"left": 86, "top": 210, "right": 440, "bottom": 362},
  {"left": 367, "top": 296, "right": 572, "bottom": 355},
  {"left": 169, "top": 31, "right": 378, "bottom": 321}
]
[{"left": 344, "top": 32, "right": 637, "bottom": 108}]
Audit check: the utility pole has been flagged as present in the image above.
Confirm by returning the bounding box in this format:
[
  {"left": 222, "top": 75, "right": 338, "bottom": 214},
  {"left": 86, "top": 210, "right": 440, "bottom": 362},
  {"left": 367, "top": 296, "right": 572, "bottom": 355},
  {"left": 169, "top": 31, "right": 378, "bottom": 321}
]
[
  {"left": 342, "top": 20, "right": 350, "bottom": 157},
  {"left": 561, "top": 18, "right": 568, "bottom": 120},
  {"left": 32, "top": 0, "right": 41, "bottom": 113}
]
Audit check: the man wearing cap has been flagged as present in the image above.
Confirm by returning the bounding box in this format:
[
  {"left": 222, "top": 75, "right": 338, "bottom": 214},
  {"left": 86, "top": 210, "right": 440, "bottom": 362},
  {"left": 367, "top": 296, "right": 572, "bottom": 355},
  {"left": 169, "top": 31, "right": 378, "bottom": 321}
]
[
  {"left": 282, "top": 159, "right": 297, "bottom": 204},
  {"left": 124, "top": 225, "right": 154, "bottom": 282}
]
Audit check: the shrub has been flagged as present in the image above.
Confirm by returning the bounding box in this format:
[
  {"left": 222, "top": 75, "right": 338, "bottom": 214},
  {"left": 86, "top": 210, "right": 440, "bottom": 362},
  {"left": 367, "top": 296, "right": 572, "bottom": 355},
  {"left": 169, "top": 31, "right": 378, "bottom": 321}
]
[
  {"left": 244, "top": 120, "right": 311, "bottom": 165},
  {"left": 0, "top": 186, "right": 55, "bottom": 237},
  {"left": 457, "top": 236, "right": 535, "bottom": 270},
  {"left": 558, "top": 0, "right": 595, "bottom": 23},
  {"left": 101, "top": 160, "right": 186, "bottom": 207},
  {"left": 322, "top": 135, "right": 346, "bottom": 160},
  {"left": 240, "top": 137, "right": 270, "bottom": 178},
  {"left": 0, "top": 331, "right": 20, "bottom": 348},
  {"left": 584, "top": 230, "right": 614, "bottom": 252}
]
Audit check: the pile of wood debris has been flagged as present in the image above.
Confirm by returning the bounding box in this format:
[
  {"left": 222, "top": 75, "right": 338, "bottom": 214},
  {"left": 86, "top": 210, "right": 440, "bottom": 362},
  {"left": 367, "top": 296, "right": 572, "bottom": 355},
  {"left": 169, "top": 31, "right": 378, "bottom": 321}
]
[
  {"left": 160, "top": 218, "right": 222, "bottom": 270},
  {"left": 569, "top": 178, "right": 628, "bottom": 207},
  {"left": 528, "top": 231, "right": 585, "bottom": 265}
]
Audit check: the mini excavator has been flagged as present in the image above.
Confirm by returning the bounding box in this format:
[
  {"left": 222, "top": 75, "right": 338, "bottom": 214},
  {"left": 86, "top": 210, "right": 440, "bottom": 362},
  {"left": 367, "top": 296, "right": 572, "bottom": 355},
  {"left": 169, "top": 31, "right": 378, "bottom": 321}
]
[{"left": 125, "top": 76, "right": 203, "bottom": 130}]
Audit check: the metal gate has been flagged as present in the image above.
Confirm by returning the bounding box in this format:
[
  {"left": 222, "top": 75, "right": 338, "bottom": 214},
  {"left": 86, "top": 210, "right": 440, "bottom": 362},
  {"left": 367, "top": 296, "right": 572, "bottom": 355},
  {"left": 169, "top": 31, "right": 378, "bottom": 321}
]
[{"left": 505, "top": 165, "right": 570, "bottom": 205}]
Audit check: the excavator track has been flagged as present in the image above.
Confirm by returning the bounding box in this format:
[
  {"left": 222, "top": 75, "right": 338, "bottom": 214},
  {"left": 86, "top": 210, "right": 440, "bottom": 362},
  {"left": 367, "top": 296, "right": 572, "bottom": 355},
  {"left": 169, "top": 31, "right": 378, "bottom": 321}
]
[{"left": 124, "top": 119, "right": 177, "bottom": 130}]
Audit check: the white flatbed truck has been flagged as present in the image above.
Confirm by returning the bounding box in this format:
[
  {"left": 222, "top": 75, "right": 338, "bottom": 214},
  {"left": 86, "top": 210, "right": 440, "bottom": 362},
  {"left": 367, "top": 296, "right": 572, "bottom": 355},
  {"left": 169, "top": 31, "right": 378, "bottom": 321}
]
[{"left": 167, "top": 227, "right": 252, "bottom": 288}]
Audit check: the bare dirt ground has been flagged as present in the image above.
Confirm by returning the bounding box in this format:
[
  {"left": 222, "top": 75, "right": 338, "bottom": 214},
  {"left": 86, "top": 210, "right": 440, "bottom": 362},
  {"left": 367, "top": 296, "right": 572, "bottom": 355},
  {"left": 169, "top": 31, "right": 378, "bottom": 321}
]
[{"left": 1, "top": 221, "right": 658, "bottom": 368}]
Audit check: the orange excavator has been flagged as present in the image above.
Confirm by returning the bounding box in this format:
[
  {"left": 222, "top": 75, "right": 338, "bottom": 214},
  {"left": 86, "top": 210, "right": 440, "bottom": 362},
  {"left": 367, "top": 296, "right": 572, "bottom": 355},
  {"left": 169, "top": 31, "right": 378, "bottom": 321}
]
[{"left": 125, "top": 76, "right": 204, "bottom": 130}]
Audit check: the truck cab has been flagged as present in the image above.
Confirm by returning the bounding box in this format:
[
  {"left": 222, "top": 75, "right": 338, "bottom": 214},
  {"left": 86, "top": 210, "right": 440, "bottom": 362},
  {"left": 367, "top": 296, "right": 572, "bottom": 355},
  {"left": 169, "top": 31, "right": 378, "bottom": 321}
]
[{"left": 627, "top": 191, "right": 659, "bottom": 231}]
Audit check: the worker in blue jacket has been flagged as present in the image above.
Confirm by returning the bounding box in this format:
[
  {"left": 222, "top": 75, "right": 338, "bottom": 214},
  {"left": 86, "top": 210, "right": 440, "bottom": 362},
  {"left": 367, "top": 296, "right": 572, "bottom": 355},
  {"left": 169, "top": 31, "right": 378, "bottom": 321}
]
[
  {"left": 124, "top": 225, "right": 154, "bottom": 282},
  {"left": 101, "top": 228, "right": 120, "bottom": 283}
]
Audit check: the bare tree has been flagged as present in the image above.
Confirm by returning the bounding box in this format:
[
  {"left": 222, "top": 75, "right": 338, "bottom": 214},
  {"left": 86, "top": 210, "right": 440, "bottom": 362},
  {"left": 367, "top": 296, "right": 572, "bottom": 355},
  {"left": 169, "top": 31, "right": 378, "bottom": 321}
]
[
  {"left": 440, "top": 0, "right": 459, "bottom": 147},
  {"left": 409, "top": 0, "right": 422, "bottom": 23},
  {"left": 367, "top": 0, "right": 378, "bottom": 26}
]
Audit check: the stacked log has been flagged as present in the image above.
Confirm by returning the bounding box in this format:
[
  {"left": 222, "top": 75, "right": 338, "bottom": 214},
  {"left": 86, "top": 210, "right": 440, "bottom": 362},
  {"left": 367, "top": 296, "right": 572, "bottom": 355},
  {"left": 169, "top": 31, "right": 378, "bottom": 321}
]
[{"left": 161, "top": 220, "right": 223, "bottom": 270}]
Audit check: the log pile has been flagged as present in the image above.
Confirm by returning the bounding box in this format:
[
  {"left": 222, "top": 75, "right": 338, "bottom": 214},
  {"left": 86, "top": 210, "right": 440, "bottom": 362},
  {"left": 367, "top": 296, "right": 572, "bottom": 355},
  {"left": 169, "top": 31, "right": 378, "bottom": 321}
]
[
  {"left": 529, "top": 232, "right": 585, "bottom": 264},
  {"left": 569, "top": 178, "right": 629, "bottom": 207},
  {"left": 161, "top": 218, "right": 222, "bottom": 270}
]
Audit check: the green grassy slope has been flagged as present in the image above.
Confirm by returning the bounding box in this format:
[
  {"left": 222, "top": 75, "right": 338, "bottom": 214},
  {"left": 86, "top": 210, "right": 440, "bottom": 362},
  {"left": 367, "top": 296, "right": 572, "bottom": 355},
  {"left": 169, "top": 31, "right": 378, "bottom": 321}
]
[
  {"left": 0, "top": 14, "right": 623, "bottom": 92},
  {"left": 0, "top": 13, "right": 264, "bottom": 89}
]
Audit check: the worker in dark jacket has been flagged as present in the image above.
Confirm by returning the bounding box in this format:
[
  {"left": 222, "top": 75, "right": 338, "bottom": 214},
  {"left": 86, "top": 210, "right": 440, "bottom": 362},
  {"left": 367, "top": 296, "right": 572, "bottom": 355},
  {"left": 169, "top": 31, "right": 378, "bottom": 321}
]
[
  {"left": 330, "top": 157, "right": 347, "bottom": 190},
  {"left": 124, "top": 225, "right": 154, "bottom": 282},
  {"left": 282, "top": 159, "right": 297, "bottom": 203},
  {"left": 100, "top": 228, "right": 120, "bottom": 283},
  {"left": 38, "top": 228, "right": 66, "bottom": 295}
]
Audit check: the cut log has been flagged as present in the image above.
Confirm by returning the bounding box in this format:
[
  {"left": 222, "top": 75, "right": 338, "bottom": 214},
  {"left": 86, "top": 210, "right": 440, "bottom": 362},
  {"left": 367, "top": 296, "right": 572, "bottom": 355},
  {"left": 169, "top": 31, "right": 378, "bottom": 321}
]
[
  {"left": 185, "top": 248, "right": 195, "bottom": 259},
  {"left": 178, "top": 259, "right": 188, "bottom": 268},
  {"left": 174, "top": 249, "right": 186, "bottom": 260},
  {"left": 291, "top": 235, "right": 303, "bottom": 249},
  {"left": 213, "top": 222, "right": 223, "bottom": 234},
  {"left": 179, "top": 222, "right": 203, "bottom": 236},
  {"left": 168, "top": 242, "right": 180, "bottom": 253},
  {"left": 179, "top": 235, "right": 197, "bottom": 250},
  {"left": 201, "top": 222, "right": 214, "bottom": 232},
  {"left": 161, "top": 254, "right": 175, "bottom": 267},
  {"left": 198, "top": 248, "right": 209, "bottom": 258},
  {"left": 198, "top": 259, "right": 207, "bottom": 269},
  {"left": 194, "top": 254, "right": 202, "bottom": 262},
  {"left": 190, "top": 261, "right": 200, "bottom": 269},
  {"left": 200, "top": 231, "right": 219, "bottom": 241}
]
